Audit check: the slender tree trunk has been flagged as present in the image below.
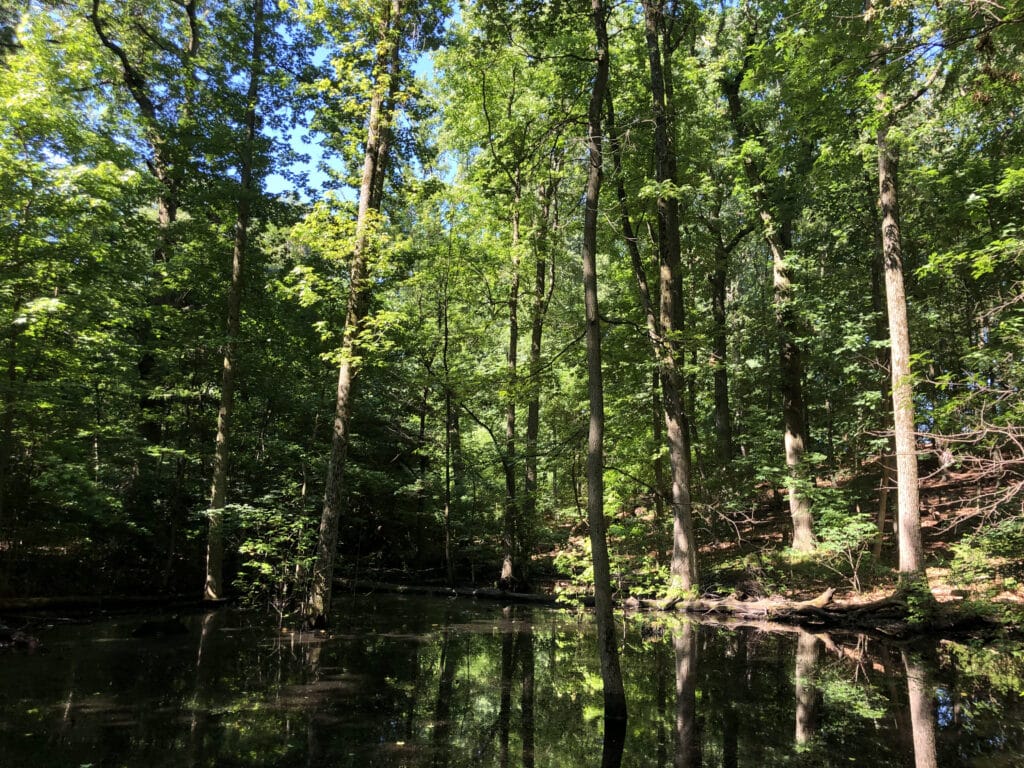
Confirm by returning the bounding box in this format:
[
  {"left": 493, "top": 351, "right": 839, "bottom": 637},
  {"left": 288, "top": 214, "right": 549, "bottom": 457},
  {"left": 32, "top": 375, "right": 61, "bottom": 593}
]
[
  {"left": 305, "top": 0, "right": 404, "bottom": 627},
  {"left": 772, "top": 217, "right": 815, "bottom": 552},
  {"left": 0, "top": 334, "right": 16, "bottom": 591},
  {"left": 441, "top": 245, "right": 456, "bottom": 587},
  {"left": 501, "top": 204, "right": 521, "bottom": 589},
  {"left": 722, "top": 70, "right": 814, "bottom": 552},
  {"left": 522, "top": 171, "right": 558, "bottom": 587},
  {"left": 870, "top": 205, "right": 896, "bottom": 558},
  {"left": 204, "top": 0, "right": 264, "bottom": 601},
  {"left": 878, "top": 125, "right": 924, "bottom": 577},
  {"left": 583, "top": 0, "right": 627, "bottom": 723},
  {"left": 710, "top": 236, "right": 732, "bottom": 463}
]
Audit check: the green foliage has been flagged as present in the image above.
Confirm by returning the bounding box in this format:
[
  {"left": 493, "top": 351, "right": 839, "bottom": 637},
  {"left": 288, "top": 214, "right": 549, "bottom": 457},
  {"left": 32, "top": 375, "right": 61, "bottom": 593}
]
[
  {"left": 817, "top": 671, "right": 888, "bottom": 722},
  {"left": 811, "top": 487, "right": 879, "bottom": 593},
  {"left": 950, "top": 519, "right": 1024, "bottom": 595},
  {"left": 231, "top": 497, "right": 317, "bottom": 622}
]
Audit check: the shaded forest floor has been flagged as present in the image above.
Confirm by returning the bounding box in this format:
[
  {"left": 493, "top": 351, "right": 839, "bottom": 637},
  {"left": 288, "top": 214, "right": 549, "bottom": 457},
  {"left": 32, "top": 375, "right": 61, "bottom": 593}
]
[{"left": 534, "top": 465, "right": 1024, "bottom": 634}]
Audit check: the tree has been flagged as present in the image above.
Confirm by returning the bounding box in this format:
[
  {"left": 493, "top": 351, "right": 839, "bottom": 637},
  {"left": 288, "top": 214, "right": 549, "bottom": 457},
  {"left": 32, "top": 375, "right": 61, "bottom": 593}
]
[
  {"left": 204, "top": 0, "right": 268, "bottom": 601},
  {"left": 641, "top": 0, "right": 699, "bottom": 592},
  {"left": 722, "top": 19, "right": 816, "bottom": 553},
  {"left": 582, "top": 0, "right": 626, "bottom": 724},
  {"left": 303, "top": 0, "right": 446, "bottom": 626}
]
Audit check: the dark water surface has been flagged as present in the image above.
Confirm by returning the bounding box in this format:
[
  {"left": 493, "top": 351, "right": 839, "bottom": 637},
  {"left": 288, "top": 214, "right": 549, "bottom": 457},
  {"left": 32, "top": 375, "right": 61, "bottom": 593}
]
[{"left": 2, "top": 594, "right": 1022, "bottom": 767}]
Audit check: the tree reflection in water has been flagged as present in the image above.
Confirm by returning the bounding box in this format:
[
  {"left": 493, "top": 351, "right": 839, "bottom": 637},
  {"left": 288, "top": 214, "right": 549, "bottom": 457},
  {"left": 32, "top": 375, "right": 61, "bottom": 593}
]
[
  {"left": 903, "top": 650, "right": 938, "bottom": 768},
  {"left": 794, "top": 630, "right": 820, "bottom": 748},
  {"left": 673, "top": 621, "right": 699, "bottom": 768},
  {"left": 1, "top": 595, "right": 1022, "bottom": 767}
]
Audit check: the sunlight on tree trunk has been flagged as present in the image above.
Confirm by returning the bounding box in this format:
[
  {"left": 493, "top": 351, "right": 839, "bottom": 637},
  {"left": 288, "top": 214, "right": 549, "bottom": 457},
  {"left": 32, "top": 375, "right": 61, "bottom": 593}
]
[
  {"left": 878, "top": 125, "right": 925, "bottom": 578},
  {"left": 305, "top": 0, "right": 404, "bottom": 628}
]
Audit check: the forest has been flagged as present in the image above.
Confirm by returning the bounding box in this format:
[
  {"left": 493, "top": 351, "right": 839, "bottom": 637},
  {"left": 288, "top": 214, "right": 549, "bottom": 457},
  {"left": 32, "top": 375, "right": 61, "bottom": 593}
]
[{"left": 1, "top": 0, "right": 1023, "bottom": 647}]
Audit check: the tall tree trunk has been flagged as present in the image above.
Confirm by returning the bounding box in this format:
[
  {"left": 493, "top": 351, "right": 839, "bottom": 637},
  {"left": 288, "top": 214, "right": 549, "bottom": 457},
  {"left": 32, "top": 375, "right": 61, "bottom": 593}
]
[
  {"left": 304, "top": 0, "right": 404, "bottom": 627},
  {"left": 204, "top": 0, "right": 264, "bottom": 601},
  {"left": 441, "top": 240, "right": 456, "bottom": 587},
  {"left": 722, "top": 69, "right": 814, "bottom": 552},
  {"left": 870, "top": 202, "right": 895, "bottom": 558},
  {"left": 710, "top": 237, "right": 732, "bottom": 464},
  {"left": 0, "top": 333, "right": 17, "bottom": 591},
  {"left": 501, "top": 204, "right": 520, "bottom": 589},
  {"left": 772, "top": 217, "right": 814, "bottom": 552},
  {"left": 583, "top": 0, "right": 627, "bottom": 723},
  {"left": 643, "top": 0, "right": 698, "bottom": 589},
  {"left": 522, "top": 170, "right": 558, "bottom": 587},
  {"left": 878, "top": 125, "right": 924, "bottom": 577}
]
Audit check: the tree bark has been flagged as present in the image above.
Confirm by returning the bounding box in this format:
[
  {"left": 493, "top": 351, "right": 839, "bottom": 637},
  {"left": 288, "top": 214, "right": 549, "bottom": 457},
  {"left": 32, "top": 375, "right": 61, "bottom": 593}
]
[
  {"left": 523, "top": 169, "right": 558, "bottom": 587},
  {"left": 877, "top": 125, "right": 924, "bottom": 577},
  {"left": 204, "top": 0, "right": 264, "bottom": 602},
  {"left": 501, "top": 203, "right": 520, "bottom": 589},
  {"left": 710, "top": 237, "right": 732, "bottom": 463},
  {"left": 722, "top": 66, "right": 814, "bottom": 552},
  {"left": 644, "top": 0, "right": 698, "bottom": 591},
  {"left": 583, "top": 0, "right": 627, "bottom": 723},
  {"left": 305, "top": 0, "right": 404, "bottom": 628}
]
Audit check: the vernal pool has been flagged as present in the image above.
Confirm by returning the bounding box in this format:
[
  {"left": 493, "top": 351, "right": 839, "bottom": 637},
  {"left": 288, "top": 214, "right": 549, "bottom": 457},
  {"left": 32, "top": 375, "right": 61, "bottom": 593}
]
[{"left": 1, "top": 594, "right": 1022, "bottom": 766}]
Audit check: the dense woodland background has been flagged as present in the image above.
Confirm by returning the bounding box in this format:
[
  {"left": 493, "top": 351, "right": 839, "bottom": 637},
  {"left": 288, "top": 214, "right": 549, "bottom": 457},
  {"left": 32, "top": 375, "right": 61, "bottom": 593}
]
[{"left": 1, "top": 0, "right": 1022, "bottom": 616}]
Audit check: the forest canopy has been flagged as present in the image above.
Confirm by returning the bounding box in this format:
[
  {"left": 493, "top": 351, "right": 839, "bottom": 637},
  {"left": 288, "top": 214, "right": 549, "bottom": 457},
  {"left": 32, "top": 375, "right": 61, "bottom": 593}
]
[{"left": 1, "top": 0, "right": 1022, "bottom": 622}]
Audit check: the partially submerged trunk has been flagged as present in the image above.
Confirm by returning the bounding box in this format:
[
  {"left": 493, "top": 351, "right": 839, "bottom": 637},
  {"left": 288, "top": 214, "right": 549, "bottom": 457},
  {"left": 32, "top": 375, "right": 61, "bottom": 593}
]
[
  {"left": 304, "top": 0, "right": 404, "bottom": 628},
  {"left": 205, "top": 0, "right": 265, "bottom": 601},
  {"left": 583, "top": 0, "right": 627, "bottom": 723}
]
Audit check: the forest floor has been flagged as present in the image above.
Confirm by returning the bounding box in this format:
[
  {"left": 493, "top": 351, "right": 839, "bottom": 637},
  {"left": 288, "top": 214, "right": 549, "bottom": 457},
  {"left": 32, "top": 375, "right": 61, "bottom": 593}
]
[{"left": 537, "top": 464, "right": 1024, "bottom": 636}]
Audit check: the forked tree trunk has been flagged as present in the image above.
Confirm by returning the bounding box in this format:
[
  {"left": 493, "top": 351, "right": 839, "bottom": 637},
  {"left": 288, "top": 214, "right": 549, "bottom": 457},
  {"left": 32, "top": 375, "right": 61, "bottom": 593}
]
[
  {"left": 583, "top": 0, "right": 626, "bottom": 723},
  {"left": 204, "top": 0, "right": 264, "bottom": 601},
  {"left": 304, "top": 0, "right": 404, "bottom": 628}
]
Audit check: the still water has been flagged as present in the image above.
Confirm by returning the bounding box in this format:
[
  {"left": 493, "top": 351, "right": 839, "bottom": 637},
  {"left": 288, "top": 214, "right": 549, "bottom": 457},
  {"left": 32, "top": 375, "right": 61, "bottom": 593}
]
[{"left": 1, "top": 593, "right": 1022, "bottom": 767}]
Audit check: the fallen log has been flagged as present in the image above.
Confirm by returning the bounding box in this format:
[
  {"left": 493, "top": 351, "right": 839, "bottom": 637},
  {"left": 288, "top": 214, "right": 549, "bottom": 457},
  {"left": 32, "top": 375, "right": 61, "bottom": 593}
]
[{"left": 335, "top": 579, "right": 559, "bottom": 606}]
